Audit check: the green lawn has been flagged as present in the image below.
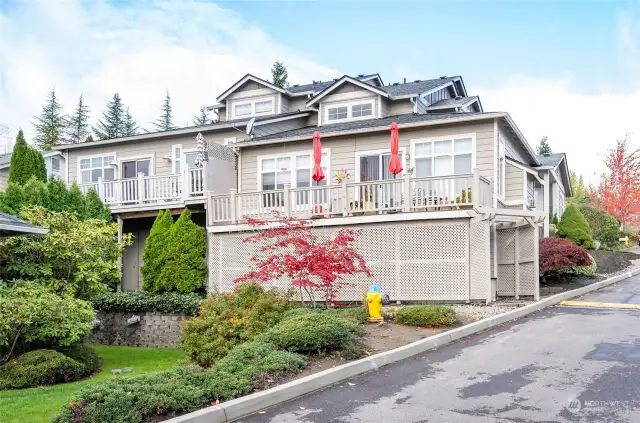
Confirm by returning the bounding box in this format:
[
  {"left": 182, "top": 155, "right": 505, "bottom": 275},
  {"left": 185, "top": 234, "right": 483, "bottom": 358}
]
[{"left": 0, "top": 345, "right": 186, "bottom": 423}]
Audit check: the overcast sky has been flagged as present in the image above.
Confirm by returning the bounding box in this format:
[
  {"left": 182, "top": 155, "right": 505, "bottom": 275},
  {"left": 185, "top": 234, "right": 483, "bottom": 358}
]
[{"left": 2, "top": 0, "right": 640, "bottom": 185}]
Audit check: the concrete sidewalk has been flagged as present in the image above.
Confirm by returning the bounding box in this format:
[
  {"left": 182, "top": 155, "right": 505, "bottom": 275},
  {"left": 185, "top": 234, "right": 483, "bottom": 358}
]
[{"left": 240, "top": 276, "right": 640, "bottom": 423}]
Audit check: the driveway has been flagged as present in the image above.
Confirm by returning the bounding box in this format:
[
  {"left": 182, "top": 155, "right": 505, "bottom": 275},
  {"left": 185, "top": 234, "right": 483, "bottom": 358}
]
[{"left": 241, "top": 276, "right": 640, "bottom": 423}]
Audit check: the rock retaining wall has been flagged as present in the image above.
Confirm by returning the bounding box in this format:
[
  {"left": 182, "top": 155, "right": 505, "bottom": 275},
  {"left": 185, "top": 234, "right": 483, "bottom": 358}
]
[{"left": 88, "top": 311, "right": 188, "bottom": 348}]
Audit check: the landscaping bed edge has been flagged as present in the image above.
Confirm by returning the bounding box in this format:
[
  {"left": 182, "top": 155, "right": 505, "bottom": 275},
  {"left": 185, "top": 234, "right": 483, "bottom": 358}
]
[{"left": 166, "top": 267, "right": 640, "bottom": 423}]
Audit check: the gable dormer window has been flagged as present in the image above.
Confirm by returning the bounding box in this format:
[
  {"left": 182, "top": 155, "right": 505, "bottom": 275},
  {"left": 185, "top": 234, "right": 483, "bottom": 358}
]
[
  {"left": 255, "top": 100, "right": 273, "bottom": 114},
  {"left": 325, "top": 100, "right": 375, "bottom": 123},
  {"left": 230, "top": 96, "right": 275, "bottom": 119},
  {"left": 234, "top": 103, "right": 252, "bottom": 116},
  {"left": 328, "top": 106, "right": 348, "bottom": 121},
  {"left": 352, "top": 103, "right": 373, "bottom": 118}
]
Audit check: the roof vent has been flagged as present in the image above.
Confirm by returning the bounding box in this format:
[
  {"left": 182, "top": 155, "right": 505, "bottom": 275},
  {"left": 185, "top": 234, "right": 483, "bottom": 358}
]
[
  {"left": 392, "top": 82, "right": 400, "bottom": 86},
  {"left": 440, "top": 76, "right": 447, "bottom": 79},
  {"left": 543, "top": 153, "right": 551, "bottom": 157},
  {"left": 358, "top": 74, "right": 364, "bottom": 77},
  {"left": 414, "top": 80, "right": 421, "bottom": 83}
]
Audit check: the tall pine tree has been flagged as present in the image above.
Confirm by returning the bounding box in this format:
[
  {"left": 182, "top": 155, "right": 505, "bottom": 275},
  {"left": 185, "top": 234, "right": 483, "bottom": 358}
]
[
  {"left": 153, "top": 91, "right": 174, "bottom": 131},
  {"left": 192, "top": 106, "right": 209, "bottom": 126},
  {"left": 9, "top": 130, "right": 47, "bottom": 184},
  {"left": 67, "top": 94, "right": 90, "bottom": 144},
  {"left": 123, "top": 107, "right": 139, "bottom": 136},
  {"left": 536, "top": 136, "right": 552, "bottom": 155},
  {"left": 270, "top": 61, "right": 289, "bottom": 88},
  {"left": 33, "top": 87, "right": 66, "bottom": 150},
  {"left": 94, "top": 93, "right": 125, "bottom": 140},
  {"left": 85, "top": 135, "right": 94, "bottom": 143}
]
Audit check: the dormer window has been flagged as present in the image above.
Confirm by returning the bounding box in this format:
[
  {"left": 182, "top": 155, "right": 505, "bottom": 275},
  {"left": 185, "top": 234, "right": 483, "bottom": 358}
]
[
  {"left": 255, "top": 99, "right": 273, "bottom": 114},
  {"left": 230, "top": 96, "right": 275, "bottom": 119},
  {"left": 234, "top": 103, "right": 252, "bottom": 116},
  {"left": 325, "top": 100, "right": 375, "bottom": 123}
]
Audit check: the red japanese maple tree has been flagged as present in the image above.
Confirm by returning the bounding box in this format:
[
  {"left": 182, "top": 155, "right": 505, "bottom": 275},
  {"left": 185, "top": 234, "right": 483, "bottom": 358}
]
[
  {"left": 597, "top": 137, "right": 640, "bottom": 228},
  {"left": 234, "top": 214, "right": 372, "bottom": 307}
]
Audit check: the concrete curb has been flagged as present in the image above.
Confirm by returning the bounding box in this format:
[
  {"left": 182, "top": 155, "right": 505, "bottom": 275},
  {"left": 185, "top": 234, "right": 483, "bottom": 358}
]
[{"left": 167, "top": 268, "right": 640, "bottom": 423}]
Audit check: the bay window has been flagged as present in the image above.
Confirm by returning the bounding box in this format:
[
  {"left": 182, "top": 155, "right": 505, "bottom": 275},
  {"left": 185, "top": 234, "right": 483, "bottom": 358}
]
[{"left": 79, "top": 154, "right": 116, "bottom": 184}]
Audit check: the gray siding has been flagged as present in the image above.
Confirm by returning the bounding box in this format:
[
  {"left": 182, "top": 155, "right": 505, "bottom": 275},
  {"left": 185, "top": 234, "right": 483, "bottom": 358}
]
[
  {"left": 499, "top": 125, "right": 529, "bottom": 164},
  {"left": 387, "top": 99, "right": 414, "bottom": 115},
  {"left": 526, "top": 173, "right": 535, "bottom": 207},
  {"left": 217, "top": 107, "right": 227, "bottom": 122},
  {"left": 319, "top": 93, "right": 379, "bottom": 125},
  {"left": 236, "top": 81, "right": 263, "bottom": 92},
  {"left": 288, "top": 97, "right": 309, "bottom": 112},
  {"left": 331, "top": 82, "right": 363, "bottom": 94},
  {"left": 0, "top": 168, "right": 8, "bottom": 190},
  {"left": 279, "top": 95, "right": 291, "bottom": 113},
  {"left": 423, "top": 86, "right": 452, "bottom": 107},
  {"left": 505, "top": 162, "right": 524, "bottom": 202},
  {"left": 380, "top": 97, "right": 390, "bottom": 117},
  {"left": 240, "top": 120, "right": 495, "bottom": 192},
  {"left": 122, "top": 229, "right": 149, "bottom": 291}
]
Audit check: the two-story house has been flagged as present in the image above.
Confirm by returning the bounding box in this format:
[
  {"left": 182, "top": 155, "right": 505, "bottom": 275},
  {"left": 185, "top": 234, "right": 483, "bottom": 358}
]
[{"left": 54, "top": 71, "right": 570, "bottom": 303}]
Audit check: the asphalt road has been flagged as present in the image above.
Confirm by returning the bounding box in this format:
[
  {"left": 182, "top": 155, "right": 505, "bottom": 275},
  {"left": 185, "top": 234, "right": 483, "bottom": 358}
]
[{"left": 240, "top": 277, "right": 640, "bottom": 423}]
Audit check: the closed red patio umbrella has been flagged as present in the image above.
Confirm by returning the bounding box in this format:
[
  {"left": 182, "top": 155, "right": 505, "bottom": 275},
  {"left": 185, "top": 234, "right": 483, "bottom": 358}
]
[
  {"left": 312, "top": 131, "right": 325, "bottom": 182},
  {"left": 388, "top": 122, "right": 403, "bottom": 175}
]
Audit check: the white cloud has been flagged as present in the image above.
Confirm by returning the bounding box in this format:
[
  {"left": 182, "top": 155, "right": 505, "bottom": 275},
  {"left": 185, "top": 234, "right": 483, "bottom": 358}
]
[
  {"left": 476, "top": 74, "right": 640, "bottom": 186},
  {"left": 0, "top": 0, "right": 338, "bottom": 148}
]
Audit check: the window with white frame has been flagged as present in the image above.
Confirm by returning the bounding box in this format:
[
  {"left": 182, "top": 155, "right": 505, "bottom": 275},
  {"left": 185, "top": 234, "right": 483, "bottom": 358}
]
[
  {"left": 234, "top": 103, "right": 252, "bottom": 117},
  {"left": 232, "top": 98, "right": 274, "bottom": 118},
  {"left": 172, "top": 145, "right": 182, "bottom": 173},
  {"left": 260, "top": 152, "right": 329, "bottom": 191},
  {"left": 326, "top": 100, "right": 374, "bottom": 122},
  {"left": 498, "top": 139, "right": 505, "bottom": 197},
  {"left": 51, "top": 157, "right": 60, "bottom": 172},
  {"left": 79, "top": 154, "right": 115, "bottom": 184},
  {"left": 255, "top": 100, "right": 273, "bottom": 114},
  {"left": 412, "top": 136, "right": 473, "bottom": 177}
]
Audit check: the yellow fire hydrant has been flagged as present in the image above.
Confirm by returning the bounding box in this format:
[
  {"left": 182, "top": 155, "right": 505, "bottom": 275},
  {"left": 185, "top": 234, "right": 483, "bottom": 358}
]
[{"left": 366, "top": 284, "right": 384, "bottom": 322}]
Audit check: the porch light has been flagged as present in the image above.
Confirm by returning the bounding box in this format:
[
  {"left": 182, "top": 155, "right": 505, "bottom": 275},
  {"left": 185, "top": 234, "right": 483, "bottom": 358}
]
[{"left": 162, "top": 156, "right": 172, "bottom": 163}]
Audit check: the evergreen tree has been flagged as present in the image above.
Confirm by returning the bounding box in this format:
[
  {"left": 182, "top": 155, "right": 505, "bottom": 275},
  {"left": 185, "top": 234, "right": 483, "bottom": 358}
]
[
  {"left": 9, "top": 130, "right": 47, "bottom": 184},
  {"left": 67, "top": 183, "right": 86, "bottom": 217},
  {"left": 32, "top": 87, "right": 66, "bottom": 150},
  {"left": 141, "top": 210, "right": 174, "bottom": 292},
  {"left": 85, "top": 188, "right": 111, "bottom": 221},
  {"left": 153, "top": 91, "right": 174, "bottom": 131},
  {"left": 85, "top": 135, "right": 94, "bottom": 143},
  {"left": 67, "top": 94, "right": 90, "bottom": 144},
  {"left": 270, "top": 61, "right": 289, "bottom": 88},
  {"left": 47, "top": 177, "right": 69, "bottom": 212},
  {"left": 23, "top": 176, "right": 50, "bottom": 209},
  {"left": 123, "top": 107, "right": 139, "bottom": 136},
  {"left": 557, "top": 204, "right": 595, "bottom": 249},
  {"left": 157, "top": 209, "right": 206, "bottom": 293},
  {"left": 192, "top": 105, "right": 209, "bottom": 126},
  {"left": 536, "top": 136, "right": 552, "bottom": 155},
  {"left": 94, "top": 93, "right": 125, "bottom": 140},
  {"left": 0, "top": 183, "right": 25, "bottom": 215}
]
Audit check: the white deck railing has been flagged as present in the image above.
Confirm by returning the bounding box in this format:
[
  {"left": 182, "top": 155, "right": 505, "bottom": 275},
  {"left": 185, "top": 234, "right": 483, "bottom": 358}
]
[
  {"left": 77, "top": 169, "right": 205, "bottom": 208},
  {"left": 207, "top": 169, "right": 492, "bottom": 226}
]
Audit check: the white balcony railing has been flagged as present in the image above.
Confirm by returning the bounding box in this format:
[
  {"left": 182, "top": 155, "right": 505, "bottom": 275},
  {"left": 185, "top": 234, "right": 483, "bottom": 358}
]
[
  {"left": 78, "top": 168, "right": 205, "bottom": 209},
  {"left": 207, "top": 169, "right": 492, "bottom": 226}
]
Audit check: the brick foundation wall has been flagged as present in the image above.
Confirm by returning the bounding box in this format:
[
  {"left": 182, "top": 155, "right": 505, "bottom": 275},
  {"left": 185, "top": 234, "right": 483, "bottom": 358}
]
[{"left": 88, "top": 311, "right": 188, "bottom": 348}]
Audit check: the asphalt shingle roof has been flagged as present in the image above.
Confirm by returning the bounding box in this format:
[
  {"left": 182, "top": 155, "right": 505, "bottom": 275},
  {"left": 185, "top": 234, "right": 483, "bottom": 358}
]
[
  {"left": 535, "top": 153, "right": 565, "bottom": 167},
  {"left": 245, "top": 112, "right": 491, "bottom": 143},
  {"left": 0, "top": 212, "right": 48, "bottom": 236},
  {"left": 428, "top": 96, "right": 478, "bottom": 109},
  {"left": 380, "top": 77, "right": 459, "bottom": 97}
]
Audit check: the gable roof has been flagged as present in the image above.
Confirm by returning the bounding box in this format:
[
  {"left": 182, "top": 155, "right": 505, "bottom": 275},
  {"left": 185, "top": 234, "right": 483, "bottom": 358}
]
[
  {"left": 535, "top": 153, "right": 565, "bottom": 167},
  {"left": 535, "top": 153, "right": 572, "bottom": 197},
  {"left": 286, "top": 73, "right": 383, "bottom": 95},
  {"left": 380, "top": 76, "right": 463, "bottom": 98},
  {"left": 0, "top": 212, "right": 49, "bottom": 236},
  {"left": 216, "top": 73, "right": 287, "bottom": 102},
  {"left": 427, "top": 96, "right": 481, "bottom": 111},
  {"left": 305, "top": 75, "right": 391, "bottom": 107}
]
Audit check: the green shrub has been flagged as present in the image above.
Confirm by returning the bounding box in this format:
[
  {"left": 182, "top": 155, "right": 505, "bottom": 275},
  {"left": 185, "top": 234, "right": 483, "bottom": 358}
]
[
  {"left": 0, "top": 183, "right": 25, "bottom": 215},
  {"left": 578, "top": 206, "right": 621, "bottom": 249},
  {"left": 8, "top": 130, "right": 46, "bottom": 185},
  {"left": 559, "top": 253, "right": 597, "bottom": 277},
  {"left": 91, "top": 291, "right": 203, "bottom": 316},
  {"left": 47, "top": 177, "right": 69, "bottom": 212},
  {"left": 157, "top": 209, "right": 207, "bottom": 293},
  {"left": 55, "top": 344, "right": 100, "bottom": 375},
  {"left": 141, "top": 209, "right": 173, "bottom": 292},
  {"left": 0, "top": 282, "right": 95, "bottom": 363},
  {"left": 556, "top": 204, "right": 595, "bottom": 249},
  {"left": 52, "top": 344, "right": 307, "bottom": 423},
  {"left": 259, "top": 312, "right": 365, "bottom": 358},
  {"left": 326, "top": 307, "right": 369, "bottom": 324},
  {"left": 0, "top": 349, "right": 87, "bottom": 389},
  {"left": 181, "top": 283, "right": 292, "bottom": 367},
  {"left": 395, "top": 305, "right": 456, "bottom": 327},
  {"left": 23, "top": 176, "right": 50, "bottom": 209},
  {"left": 67, "top": 183, "right": 86, "bottom": 218},
  {"left": 84, "top": 188, "right": 111, "bottom": 221}
]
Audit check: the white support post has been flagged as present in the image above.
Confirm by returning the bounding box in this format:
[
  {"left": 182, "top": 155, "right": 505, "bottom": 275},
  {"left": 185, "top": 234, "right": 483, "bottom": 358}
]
[
  {"left": 514, "top": 227, "right": 520, "bottom": 299},
  {"left": 533, "top": 222, "right": 540, "bottom": 301},
  {"left": 229, "top": 189, "right": 237, "bottom": 224},
  {"left": 472, "top": 168, "right": 480, "bottom": 207},
  {"left": 116, "top": 216, "right": 123, "bottom": 292},
  {"left": 283, "top": 184, "right": 291, "bottom": 217},
  {"left": 202, "top": 161, "right": 208, "bottom": 194},
  {"left": 97, "top": 176, "right": 104, "bottom": 201},
  {"left": 182, "top": 168, "right": 189, "bottom": 201},
  {"left": 543, "top": 172, "right": 550, "bottom": 237},
  {"left": 341, "top": 182, "right": 348, "bottom": 216},
  {"left": 137, "top": 172, "right": 145, "bottom": 203},
  {"left": 403, "top": 171, "right": 411, "bottom": 212}
]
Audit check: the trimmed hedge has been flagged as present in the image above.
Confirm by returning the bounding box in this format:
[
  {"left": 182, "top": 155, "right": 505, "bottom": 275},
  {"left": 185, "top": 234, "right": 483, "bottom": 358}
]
[
  {"left": 91, "top": 291, "right": 203, "bottom": 316},
  {"left": 52, "top": 343, "right": 306, "bottom": 423},
  {"left": 55, "top": 344, "right": 100, "bottom": 375},
  {"left": 0, "top": 350, "right": 88, "bottom": 389},
  {"left": 395, "top": 306, "right": 456, "bottom": 327},
  {"left": 259, "top": 312, "right": 365, "bottom": 358}
]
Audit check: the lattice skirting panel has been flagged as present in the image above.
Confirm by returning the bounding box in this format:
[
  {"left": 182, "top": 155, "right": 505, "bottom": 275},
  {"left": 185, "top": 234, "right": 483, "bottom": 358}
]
[
  {"left": 496, "top": 224, "right": 539, "bottom": 298},
  {"left": 208, "top": 218, "right": 492, "bottom": 302}
]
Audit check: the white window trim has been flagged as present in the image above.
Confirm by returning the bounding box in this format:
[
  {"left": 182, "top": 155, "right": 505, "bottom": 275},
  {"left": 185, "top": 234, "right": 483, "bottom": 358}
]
[
  {"left": 77, "top": 152, "right": 117, "bottom": 184},
  {"left": 325, "top": 99, "right": 375, "bottom": 123},
  {"left": 354, "top": 148, "right": 407, "bottom": 183},
  {"left": 498, "top": 138, "right": 506, "bottom": 200},
  {"left": 256, "top": 149, "right": 331, "bottom": 191},
  {"left": 171, "top": 144, "right": 182, "bottom": 174},
  {"left": 118, "top": 153, "right": 156, "bottom": 178},
  {"left": 409, "top": 133, "right": 476, "bottom": 178},
  {"left": 230, "top": 95, "right": 275, "bottom": 119}
]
